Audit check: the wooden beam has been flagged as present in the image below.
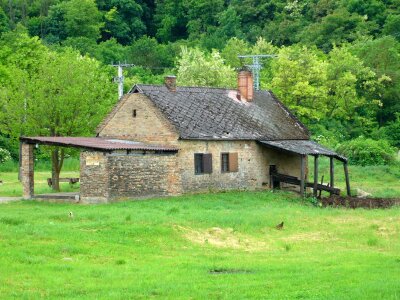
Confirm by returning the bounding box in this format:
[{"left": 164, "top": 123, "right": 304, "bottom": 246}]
[
  {"left": 330, "top": 157, "right": 334, "bottom": 196},
  {"left": 313, "top": 155, "right": 319, "bottom": 197},
  {"left": 344, "top": 161, "right": 351, "bottom": 196},
  {"left": 300, "top": 155, "right": 306, "bottom": 197}
]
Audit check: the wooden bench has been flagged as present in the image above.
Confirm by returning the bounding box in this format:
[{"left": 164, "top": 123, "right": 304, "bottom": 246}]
[{"left": 47, "top": 178, "right": 79, "bottom": 187}]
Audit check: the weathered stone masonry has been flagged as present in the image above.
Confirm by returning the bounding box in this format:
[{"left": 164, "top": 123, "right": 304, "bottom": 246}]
[
  {"left": 80, "top": 150, "right": 181, "bottom": 203},
  {"left": 21, "top": 143, "right": 34, "bottom": 199}
]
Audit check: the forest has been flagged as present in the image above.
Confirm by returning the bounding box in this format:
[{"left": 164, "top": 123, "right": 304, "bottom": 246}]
[{"left": 0, "top": 0, "right": 399, "bottom": 167}]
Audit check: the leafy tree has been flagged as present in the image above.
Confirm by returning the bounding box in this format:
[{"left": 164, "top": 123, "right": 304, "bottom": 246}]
[
  {"left": 0, "top": 6, "right": 9, "bottom": 36},
  {"left": 221, "top": 37, "right": 251, "bottom": 67},
  {"left": 97, "top": 0, "right": 146, "bottom": 44},
  {"left": 0, "top": 33, "right": 115, "bottom": 191},
  {"left": 270, "top": 45, "right": 328, "bottom": 122},
  {"left": 63, "top": 0, "right": 102, "bottom": 40},
  {"left": 300, "top": 8, "right": 371, "bottom": 52},
  {"left": 128, "top": 36, "right": 176, "bottom": 69},
  {"left": 383, "top": 14, "right": 400, "bottom": 41},
  {"left": 154, "top": 0, "right": 188, "bottom": 42},
  {"left": 352, "top": 36, "right": 400, "bottom": 125},
  {"left": 177, "top": 46, "right": 235, "bottom": 87}
]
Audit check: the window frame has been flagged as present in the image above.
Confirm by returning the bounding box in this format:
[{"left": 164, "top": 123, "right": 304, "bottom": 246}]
[{"left": 221, "top": 152, "right": 229, "bottom": 173}]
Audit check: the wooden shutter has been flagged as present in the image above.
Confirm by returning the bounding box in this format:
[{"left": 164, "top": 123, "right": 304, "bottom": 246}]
[
  {"left": 203, "top": 153, "right": 213, "bottom": 174},
  {"left": 228, "top": 152, "right": 238, "bottom": 172}
]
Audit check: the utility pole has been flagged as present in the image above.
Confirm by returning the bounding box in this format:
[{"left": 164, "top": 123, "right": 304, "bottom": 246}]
[
  {"left": 111, "top": 62, "right": 135, "bottom": 99},
  {"left": 238, "top": 55, "right": 277, "bottom": 90}
]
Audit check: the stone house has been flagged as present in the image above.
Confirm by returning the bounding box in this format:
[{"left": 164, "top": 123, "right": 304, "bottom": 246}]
[{"left": 20, "top": 70, "right": 349, "bottom": 203}]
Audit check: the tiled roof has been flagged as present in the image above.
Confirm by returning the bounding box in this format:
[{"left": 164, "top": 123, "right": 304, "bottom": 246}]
[
  {"left": 259, "top": 140, "right": 347, "bottom": 161},
  {"left": 20, "top": 137, "right": 178, "bottom": 152},
  {"left": 130, "top": 84, "right": 309, "bottom": 140}
]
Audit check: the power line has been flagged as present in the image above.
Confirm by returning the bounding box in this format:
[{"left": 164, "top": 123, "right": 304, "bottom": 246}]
[
  {"left": 110, "top": 62, "right": 135, "bottom": 99},
  {"left": 238, "top": 54, "right": 277, "bottom": 90}
]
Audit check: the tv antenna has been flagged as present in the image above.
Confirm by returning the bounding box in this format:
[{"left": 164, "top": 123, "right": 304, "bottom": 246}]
[
  {"left": 111, "top": 62, "right": 135, "bottom": 98},
  {"left": 238, "top": 55, "right": 277, "bottom": 90}
]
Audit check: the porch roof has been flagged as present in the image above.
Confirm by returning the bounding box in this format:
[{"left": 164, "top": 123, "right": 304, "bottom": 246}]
[
  {"left": 20, "top": 137, "right": 178, "bottom": 152},
  {"left": 259, "top": 140, "right": 347, "bottom": 162}
]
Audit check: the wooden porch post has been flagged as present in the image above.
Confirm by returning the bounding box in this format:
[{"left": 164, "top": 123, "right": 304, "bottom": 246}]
[
  {"left": 344, "top": 161, "right": 351, "bottom": 196},
  {"left": 300, "top": 155, "right": 306, "bottom": 197},
  {"left": 329, "top": 157, "right": 334, "bottom": 196},
  {"left": 313, "top": 155, "right": 319, "bottom": 197}
]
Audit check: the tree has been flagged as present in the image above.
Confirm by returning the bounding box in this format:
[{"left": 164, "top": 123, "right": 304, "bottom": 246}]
[
  {"left": 270, "top": 45, "right": 328, "bottom": 122},
  {"left": 63, "top": 0, "right": 103, "bottom": 40},
  {"left": 177, "top": 46, "right": 235, "bottom": 87},
  {"left": 0, "top": 6, "right": 9, "bottom": 36},
  {"left": 383, "top": 14, "right": 400, "bottom": 41},
  {"left": 0, "top": 32, "right": 115, "bottom": 191}
]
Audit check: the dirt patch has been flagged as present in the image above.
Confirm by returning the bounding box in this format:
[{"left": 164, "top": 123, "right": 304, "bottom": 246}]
[
  {"left": 321, "top": 196, "right": 400, "bottom": 209},
  {"left": 174, "top": 225, "right": 267, "bottom": 251}
]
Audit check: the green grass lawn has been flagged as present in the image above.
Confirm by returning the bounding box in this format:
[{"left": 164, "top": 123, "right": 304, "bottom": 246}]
[
  {"left": 0, "top": 171, "right": 80, "bottom": 197},
  {"left": 0, "top": 191, "right": 399, "bottom": 299}
]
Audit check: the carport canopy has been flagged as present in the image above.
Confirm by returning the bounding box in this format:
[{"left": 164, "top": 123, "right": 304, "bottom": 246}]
[
  {"left": 259, "top": 139, "right": 350, "bottom": 197},
  {"left": 20, "top": 136, "right": 178, "bottom": 152},
  {"left": 259, "top": 140, "right": 346, "bottom": 162}
]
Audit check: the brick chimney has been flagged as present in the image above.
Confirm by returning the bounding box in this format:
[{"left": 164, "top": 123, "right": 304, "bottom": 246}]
[
  {"left": 237, "top": 69, "right": 253, "bottom": 101},
  {"left": 164, "top": 75, "right": 177, "bottom": 92}
]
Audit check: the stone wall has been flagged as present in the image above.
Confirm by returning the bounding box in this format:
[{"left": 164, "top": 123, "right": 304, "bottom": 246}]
[
  {"left": 177, "top": 140, "right": 302, "bottom": 193},
  {"left": 80, "top": 151, "right": 109, "bottom": 203},
  {"left": 98, "top": 93, "right": 179, "bottom": 145},
  {"left": 107, "top": 152, "right": 181, "bottom": 200},
  {"left": 80, "top": 150, "right": 181, "bottom": 203}
]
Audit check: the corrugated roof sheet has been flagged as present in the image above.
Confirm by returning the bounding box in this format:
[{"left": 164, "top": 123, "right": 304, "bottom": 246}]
[
  {"left": 20, "top": 137, "right": 178, "bottom": 152},
  {"left": 128, "top": 84, "right": 309, "bottom": 140},
  {"left": 259, "top": 140, "right": 347, "bottom": 161}
]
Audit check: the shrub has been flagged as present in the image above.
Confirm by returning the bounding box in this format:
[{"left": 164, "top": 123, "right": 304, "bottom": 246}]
[
  {"left": 0, "top": 147, "right": 11, "bottom": 163},
  {"left": 336, "top": 138, "right": 396, "bottom": 166}
]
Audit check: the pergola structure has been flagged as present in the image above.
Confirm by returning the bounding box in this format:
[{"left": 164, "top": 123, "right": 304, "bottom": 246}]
[
  {"left": 259, "top": 140, "right": 350, "bottom": 197},
  {"left": 19, "top": 136, "right": 178, "bottom": 200}
]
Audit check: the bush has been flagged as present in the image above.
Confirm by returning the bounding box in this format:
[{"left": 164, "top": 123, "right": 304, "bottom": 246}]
[
  {"left": 0, "top": 147, "right": 11, "bottom": 163},
  {"left": 336, "top": 138, "right": 396, "bottom": 166}
]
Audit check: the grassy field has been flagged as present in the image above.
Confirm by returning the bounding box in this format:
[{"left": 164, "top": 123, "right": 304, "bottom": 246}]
[{"left": 0, "top": 191, "right": 399, "bottom": 299}]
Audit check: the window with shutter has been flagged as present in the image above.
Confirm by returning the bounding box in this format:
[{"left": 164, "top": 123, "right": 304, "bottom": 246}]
[
  {"left": 228, "top": 152, "right": 238, "bottom": 172},
  {"left": 221, "top": 153, "right": 229, "bottom": 172},
  {"left": 194, "top": 153, "right": 212, "bottom": 174},
  {"left": 203, "top": 153, "right": 213, "bottom": 174},
  {"left": 194, "top": 153, "right": 203, "bottom": 174}
]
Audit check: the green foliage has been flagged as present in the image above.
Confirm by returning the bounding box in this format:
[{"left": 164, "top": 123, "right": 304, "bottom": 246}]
[
  {"left": 0, "top": 147, "right": 11, "bottom": 163},
  {"left": 177, "top": 46, "right": 235, "bottom": 87},
  {"left": 336, "top": 138, "right": 396, "bottom": 166}
]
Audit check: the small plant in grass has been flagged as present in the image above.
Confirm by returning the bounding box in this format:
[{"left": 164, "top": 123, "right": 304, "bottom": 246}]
[
  {"left": 284, "top": 244, "right": 292, "bottom": 252},
  {"left": 125, "top": 215, "right": 131, "bottom": 221},
  {"left": 306, "top": 197, "right": 321, "bottom": 207},
  {"left": 115, "top": 259, "right": 126, "bottom": 265},
  {"left": 0, "top": 147, "right": 11, "bottom": 164},
  {"left": 367, "top": 237, "right": 379, "bottom": 247}
]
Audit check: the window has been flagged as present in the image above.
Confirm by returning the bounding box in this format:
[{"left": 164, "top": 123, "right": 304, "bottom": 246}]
[
  {"left": 132, "top": 109, "right": 137, "bottom": 117},
  {"left": 221, "top": 153, "right": 229, "bottom": 172},
  {"left": 194, "top": 153, "right": 212, "bottom": 175},
  {"left": 221, "top": 152, "right": 238, "bottom": 173}
]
